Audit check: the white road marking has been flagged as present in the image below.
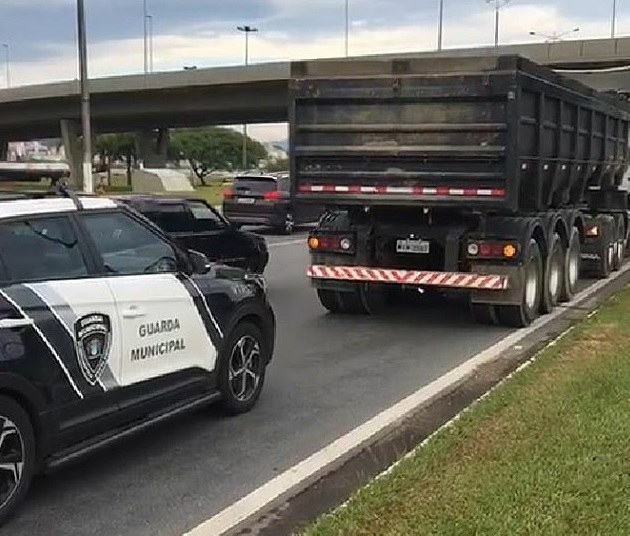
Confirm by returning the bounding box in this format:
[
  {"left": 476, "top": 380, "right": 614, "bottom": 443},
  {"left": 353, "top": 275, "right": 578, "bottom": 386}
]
[
  {"left": 267, "top": 238, "right": 307, "bottom": 248},
  {"left": 183, "top": 262, "right": 630, "bottom": 536}
]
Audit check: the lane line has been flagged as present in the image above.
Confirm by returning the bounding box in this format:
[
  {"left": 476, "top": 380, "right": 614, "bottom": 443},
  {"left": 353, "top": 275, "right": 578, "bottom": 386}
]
[{"left": 183, "top": 263, "right": 630, "bottom": 536}]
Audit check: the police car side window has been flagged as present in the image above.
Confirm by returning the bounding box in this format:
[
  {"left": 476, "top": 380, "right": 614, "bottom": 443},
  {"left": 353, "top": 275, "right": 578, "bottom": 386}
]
[
  {"left": 81, "top": 212, "right": 179, "bottom": 275},
  {"left": 0, "top": 216, "right": 89, "bottom": 282}
]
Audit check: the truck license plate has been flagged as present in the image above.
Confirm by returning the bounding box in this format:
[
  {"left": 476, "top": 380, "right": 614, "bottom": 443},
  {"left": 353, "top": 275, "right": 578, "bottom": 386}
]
[
  {"left": 396, "top": 238, "right": 430, "bottom": 254},
  {"left": 237, "top": 197, "right": 256, "bottom": 204}
]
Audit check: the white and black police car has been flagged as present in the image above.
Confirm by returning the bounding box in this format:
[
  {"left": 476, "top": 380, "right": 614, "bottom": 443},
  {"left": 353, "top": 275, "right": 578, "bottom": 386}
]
[{"left": 0, "top": 184, "right": 275, "bottom": 524}]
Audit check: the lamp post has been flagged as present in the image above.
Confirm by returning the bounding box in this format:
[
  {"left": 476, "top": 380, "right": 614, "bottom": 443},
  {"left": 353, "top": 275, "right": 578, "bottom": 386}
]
[
  {"left": 1, "top": 44, "right": 9, "bottom": 88},
  {"left": 612, "top": 0, "right": 617, "bottom": 38},
  {"left": 146, "top": 14, "right": 154, "bottom": 72},
  {"left": 237, "top": 25, "right": 258, "bottom": 170},
  {"left": 529, "top": 27, "right": 580, "bottom": 43},
  {"left": 77, "top": 0, "right": 93, "bottom": 193},
  {"left": 437, "top": 0, "right": 444, "bottom": 51},
  {"left": 485, "top": 0, "right": 510, "bottom": 47},
  {"left": 345, "top": 0, "right": 349, "bottom": 57},
  {"left": 143, "top": 0, "right": 148, "bottom": 74}
]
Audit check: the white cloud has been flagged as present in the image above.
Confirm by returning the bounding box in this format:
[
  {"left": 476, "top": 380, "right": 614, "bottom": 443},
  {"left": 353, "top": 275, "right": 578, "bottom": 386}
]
[{"left": 1, "top": 2, "right": 627, "bottom": 142}]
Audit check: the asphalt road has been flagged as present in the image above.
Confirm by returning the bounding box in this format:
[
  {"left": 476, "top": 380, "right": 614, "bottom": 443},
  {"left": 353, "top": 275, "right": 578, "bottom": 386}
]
[{"left": 5, "top": 227, "right": 515, "bottom": 536}]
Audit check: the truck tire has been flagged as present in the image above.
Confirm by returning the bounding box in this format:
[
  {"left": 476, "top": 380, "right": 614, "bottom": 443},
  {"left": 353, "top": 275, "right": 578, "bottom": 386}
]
[
  {"left": 338, "top": 289, "right": 368, "bottom": 315},
  {"left": 0, "top": 396, "right": 36, "bottom": 526},
  {"left": 559, "top": 227, "right": 580, "bottom": 303},
  {"left": 541, "top": 233, "right": 563, "bottom": 314},
  {"left": 497, "top": 239, "right": 543, "bottom": 328},
  {"left": 612, "top": 217, "right": 625, "bottom": 272},
  {"left": 359, "top": 284, "right": 389, "bottom": 315},
  {"left": 470, "top": 303, "right": 498, "bottom": 325},
  {"left": 316, "top": 289, "right": 341, "bottom": 313}
]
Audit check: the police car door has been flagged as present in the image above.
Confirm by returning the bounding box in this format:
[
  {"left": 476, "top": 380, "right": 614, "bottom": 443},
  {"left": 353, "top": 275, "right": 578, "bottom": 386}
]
[
  {"left": 78, "top": 210, "right": 217, "bottom": 399},
  {"left": 0, "top": 212, "right": 122, "bottom": 443}
]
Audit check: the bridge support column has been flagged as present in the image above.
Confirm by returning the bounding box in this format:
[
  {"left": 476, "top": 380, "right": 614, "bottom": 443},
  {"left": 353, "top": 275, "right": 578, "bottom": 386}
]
[
  {"left": 135, "top": 128, "right": 169, "bottom": 169},
  {"left": 0, "top": 139, "right": 8, "bottom": 161},
  {"left": 60, "top": 119, "right": 83, "bottom": 188}
]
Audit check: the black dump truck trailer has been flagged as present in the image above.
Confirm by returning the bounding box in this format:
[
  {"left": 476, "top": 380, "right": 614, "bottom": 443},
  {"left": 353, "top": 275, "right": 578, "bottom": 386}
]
[{"left": 289, "top": 55, "right": 630, "bottom": 327}]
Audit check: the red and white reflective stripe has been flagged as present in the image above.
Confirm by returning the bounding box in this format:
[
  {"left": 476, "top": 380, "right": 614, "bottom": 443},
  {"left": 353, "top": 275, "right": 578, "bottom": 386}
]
[
  {"left": 307, "top": 265, "right": 509, "bottom": 290},
  {"left": 298, "top": 184, "right": 506, "bottom": 198}
]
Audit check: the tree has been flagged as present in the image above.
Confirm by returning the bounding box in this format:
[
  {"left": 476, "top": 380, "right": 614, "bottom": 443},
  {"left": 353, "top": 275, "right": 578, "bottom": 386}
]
[
  {"left": 94, "top": 133, "right": 137, "bottom": 187},
  {"left": 266, "top": 158, "right": 289, "bottom": 173},
  {"left": 170, "top": 127, "right": 268, "bottom": 185}
]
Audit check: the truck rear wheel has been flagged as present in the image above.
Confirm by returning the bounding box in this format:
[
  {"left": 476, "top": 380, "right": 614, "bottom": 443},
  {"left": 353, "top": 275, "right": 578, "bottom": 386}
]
[
  {"left": 470, "top": 303, "right": 498, "bottom": 325},
  {"left": 316, "top": 289, "right": 341, "bottom": 313},
  {"left": 559, "top": 227, "right": 580, "bottom": 302},
  {"left": 541, "top": 233, "right": 563, "bottom": 314},
  {"left": 497, "top": 239, "right": 543, "bottom": 328},
  {"left": 612, "top": 217, "right": 625, "bottom": 272}
]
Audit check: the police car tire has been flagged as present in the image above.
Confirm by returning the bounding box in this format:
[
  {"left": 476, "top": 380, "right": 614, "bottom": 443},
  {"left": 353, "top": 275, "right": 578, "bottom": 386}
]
[
  {"left": 217, "top": 322, "right": 267, "bottom": 415},
  {"left": 0, "top": 396, "right": 36, "bottom": 526}
]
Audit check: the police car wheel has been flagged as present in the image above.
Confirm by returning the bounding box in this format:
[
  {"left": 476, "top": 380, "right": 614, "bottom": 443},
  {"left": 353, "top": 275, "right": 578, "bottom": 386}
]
[
  {"left": 0, "top": 396, "right": 36, "bottom": 526},
  {"left": 218, "top": 322, "right": 267, "bottom": 415}
]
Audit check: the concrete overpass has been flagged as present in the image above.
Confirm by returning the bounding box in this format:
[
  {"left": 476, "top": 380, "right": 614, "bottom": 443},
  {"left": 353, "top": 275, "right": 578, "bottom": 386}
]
[{"left": 2, "top": 36, "right": 630, "bottom": 183}]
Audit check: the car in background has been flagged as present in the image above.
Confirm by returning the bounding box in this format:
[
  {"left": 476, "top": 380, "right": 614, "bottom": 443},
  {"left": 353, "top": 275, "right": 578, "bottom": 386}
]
[
  {"left": 222, "top": 173, "right": 324, "bottom": 234},
  {"left": 115, "top": 194, "right": 269, "bottom": 273}
]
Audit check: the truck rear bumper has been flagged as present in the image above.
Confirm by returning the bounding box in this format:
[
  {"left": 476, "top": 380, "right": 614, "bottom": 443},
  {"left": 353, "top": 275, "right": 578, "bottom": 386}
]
[{"left": 307, "top": 265, "right": 509, "bottom": 291}]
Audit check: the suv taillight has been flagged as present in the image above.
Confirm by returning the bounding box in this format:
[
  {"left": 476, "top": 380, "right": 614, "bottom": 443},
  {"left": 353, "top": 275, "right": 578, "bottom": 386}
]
[
  {"left": 264, "top": 190, "right": 281, "bottom": 201},
  {"left": 224, "top": 187, "right": 234, "bottom": 199}
]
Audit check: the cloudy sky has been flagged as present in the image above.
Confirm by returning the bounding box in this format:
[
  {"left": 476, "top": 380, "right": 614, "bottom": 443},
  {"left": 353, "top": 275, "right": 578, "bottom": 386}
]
[{"left": 0, "top": 0, "right": 627, "bottom": 142}]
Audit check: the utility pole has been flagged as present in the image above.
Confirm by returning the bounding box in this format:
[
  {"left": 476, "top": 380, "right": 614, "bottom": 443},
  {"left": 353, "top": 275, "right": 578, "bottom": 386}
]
[
  {"left": 237, "top": 25, "right": 258, "bottom": 170},
  {"left": 77, "top": 0, "right": 93, "bottom": 193},
  {"left": 437, "top": 0, "right": 444, "bottom": 51},
  {"left": 612, "top": 0, "right": 617, "bottom": 38}
]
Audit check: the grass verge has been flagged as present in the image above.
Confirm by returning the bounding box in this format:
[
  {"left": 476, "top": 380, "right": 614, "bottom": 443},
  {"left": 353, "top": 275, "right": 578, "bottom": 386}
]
[{"left": 299, "top": 287, "right": 630, "bottom": 536}]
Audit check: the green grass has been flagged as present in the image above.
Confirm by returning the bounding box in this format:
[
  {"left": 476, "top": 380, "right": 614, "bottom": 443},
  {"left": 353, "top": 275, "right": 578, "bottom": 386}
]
[{"left": 299, "top": 287, "right": 630, "bottom": 536}]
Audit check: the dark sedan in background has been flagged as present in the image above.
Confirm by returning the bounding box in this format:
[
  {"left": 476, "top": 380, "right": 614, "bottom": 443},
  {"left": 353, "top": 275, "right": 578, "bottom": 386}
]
[
  {"left": 116, "top": 194, "right": 269, "bottom": 273},
  {"left": 222, "top": 173, "right": 324, "bottom": 234}
]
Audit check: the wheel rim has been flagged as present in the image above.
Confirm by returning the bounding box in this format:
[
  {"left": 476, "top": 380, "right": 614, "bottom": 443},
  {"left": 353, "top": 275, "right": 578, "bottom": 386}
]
[
  {"left": 228, "top": 335, "right": 262, "bottom": 402},
  {"left": 608, "top": 244, "right": 615, "bottom": 268},
  {"left": 0, "top": 415, "right": 24, "bottom": 510},
  {"left": 525, "top": 261, "right": 539, "bottom": 310},
  {"left": 568, "top": 245, "right": 579, "bottom": 289},
  {"left": 285, "top": 213, "right": 294, "bottom": 233},
  {"left": 549, "top": 252, "right": 561, "bottom": 301}
]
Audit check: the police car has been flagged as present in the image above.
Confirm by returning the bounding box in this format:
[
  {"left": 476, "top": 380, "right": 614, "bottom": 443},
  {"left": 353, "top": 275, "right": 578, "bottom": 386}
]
[{"left": 0, "top": 185, "right": 275, "bottom": 524}]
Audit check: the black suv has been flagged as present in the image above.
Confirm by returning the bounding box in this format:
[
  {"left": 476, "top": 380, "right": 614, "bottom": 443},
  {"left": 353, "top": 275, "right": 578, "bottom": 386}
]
[
  {"left": 115, "top": 195, "right": 269, "bottom": 273},
  {"left": 222, "top": 173, "right": 324, "bottom": 234},
  {"left": 0, "top": 188, "right": 275, "bottom": 525}
]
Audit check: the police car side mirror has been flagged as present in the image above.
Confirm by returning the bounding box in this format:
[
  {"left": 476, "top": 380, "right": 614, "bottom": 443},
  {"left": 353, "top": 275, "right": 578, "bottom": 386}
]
[{"left": 188, "top": 249, "right": 211, "bottom": 274}]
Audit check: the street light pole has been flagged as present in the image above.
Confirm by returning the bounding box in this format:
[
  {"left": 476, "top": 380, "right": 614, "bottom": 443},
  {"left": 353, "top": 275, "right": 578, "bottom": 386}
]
[
  {"left": 437, "top": 0, "right": 444, "bottom": 51},
  {"left": 612, "top": 0, "right": 617, "bottom": 38},
  {"left": 143, "top": 0, "right": 148, "bottom": 74},
  {"left": 1, "top": 44, "right": 9, "bottom": 88},
  {"left": 345, "top": 0, "right": 349, "bottom": 57},
  {"left": 77, "top": 0, "right": 93, "bottom": 193},
  {"left": 146, "top": 14, "right": 154, "bottom": 72},
  {"left": 237, "top": 25, "right": 258, "bottom": 170},
  {"left": 485, "top": 0, "right": 510, "bottom": 48}
]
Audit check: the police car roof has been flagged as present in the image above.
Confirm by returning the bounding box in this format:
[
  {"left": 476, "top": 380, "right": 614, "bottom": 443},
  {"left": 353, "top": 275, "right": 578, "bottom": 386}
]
[{"left": 0, "top": 190, "right": 116, "bottom": 219}]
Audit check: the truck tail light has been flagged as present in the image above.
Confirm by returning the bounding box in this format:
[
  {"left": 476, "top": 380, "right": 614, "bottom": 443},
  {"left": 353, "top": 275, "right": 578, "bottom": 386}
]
[
  {"left": 467, "top": 240, "right": 519, "bottom": 259},
  {"left": 264, "top": 190, "right": 281, "bottom": 201},
  {"left": 308, "top": 234, "right": 355, "bottom": 254},
  {"left": 224, "top": 187, "right": 234, "bottom": 199}
]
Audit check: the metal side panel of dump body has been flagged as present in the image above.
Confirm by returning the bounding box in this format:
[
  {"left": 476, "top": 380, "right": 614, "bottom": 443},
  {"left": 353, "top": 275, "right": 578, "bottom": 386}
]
[{"left": 289, "top": 55, "right": 630, "bottom": 213}]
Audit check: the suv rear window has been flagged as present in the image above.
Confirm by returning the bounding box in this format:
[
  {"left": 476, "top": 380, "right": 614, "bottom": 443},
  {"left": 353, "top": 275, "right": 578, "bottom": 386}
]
[{"left": 233, "top": 176, "right": 278, "bottom": 194}]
